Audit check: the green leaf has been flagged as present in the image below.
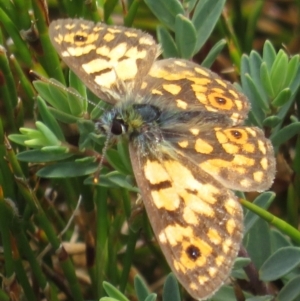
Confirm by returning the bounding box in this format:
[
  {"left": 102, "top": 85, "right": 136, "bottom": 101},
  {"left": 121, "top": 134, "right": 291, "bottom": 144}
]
[
  {"left": 262, "top": 116, "right": 282, "bottom": 128},
  {"left": 67, "top": 88, "right": 85, "bottom": 117},
  {"left": 260, "top": 62, "right": 274, "bottom": 98},
  {"left": 103, "top": 281, "right": 130, "bottom": 301},
  {"left": 270, "top": 49, "right": 289, "bottom": 95},
  {"left": 270, "top": 229, "right": 292, "bottom": 252},
  {"left": 60, "top": 71, "right": 86, "bottom": 116},
  {"left": 240, "top": 55, "right": 266, "bottom": 126},
  {"left": 244, "top": 218, "right": 271, "bottom": 269},
  {"left": 157, "top": 26, "right": 179, "bottom": 58},
  {"left": 33, "top": 80, "right": 70, "bottom": 114},
  {"left": 134, "top": 275, "right": 150, "bottom": 301},
  {"left": 273, "top": 96, "right": 296, "bottom": 132},
  {"left": 262, "top": 40, "right": 277, "bottom": 71},
  {"left": 144, "top": 294, "right": 157, "bottom": 301},
  {"left": 90, "top": 105, "right": 104, "bottom": 120},
  {"left": 144, "top": 0, "right": 184, "bottom": 30},
  {"left": 69, "top": 70, "right": 87, "bottom": 101},
  {"left": 36, "top": 76, "right": 84, "bottom": 118},
  {"left": 48, "top": 81, "right": 72, "bottom": 115},
  {"left": 271, "top": 122, "right": 300, "bottom": 147},
  {"left": 201, "top": 39, "right": 226, "bottom": 68},
  {"left": 233, "top": 257, "right": 251, "bottom": 270},
  {"left": 78, "top": 120, "right": 102, "bottom": 151},
  {"left": 106, "top": 148, "right": 131, "bottom": 175},
  {"left": 117, "top": 140, "right": 132, "bottom": 174},
  {"left": 47, "top": 107, "right": 79, "bottom": 124},
  {"left": 231, "top": 267, "right": 247, "bottom": 281},
  {"left": 88, "top": 133, "right": 106, "bottom": 150},
  {"left": 271, "top": 88, "right": 292, "bottom": 107},
  {"left": 241, "top": 53, "right": 251, "bottom": 75},
  {"left": 37, "top": 97, "right": 65, "bottom": 141},
  {"left": 290, "top": 66, "right": 300, "bottom": 96},
  {"left": 36, "top": 121, "right": 61, "bottom": 146},
  {"left": 175, "top": 14, "right": 197, "bottom": 59},
  {"left": 33, "top": 80, "right": 56, "bottom": 106},
  {"left": 213, "top": 285, "right": 252, "bottom": 300},
  {"left": 259, "top": 247, "right": 300, "bottom": 281},
  {"left": 192, "top": 0, "right": 226, "bottom": 52},
  {"left": 101, "top": 171, "right": 136, "bottom": 191},
  {"left": 285, "top": 54, "right": 300, "bottom": 88},
  {"left": 162, "top": 273, "right": 181, "bottom": 301},
  {"left": 245, "top": 74, "right": 269, "bottom": 112},
  {"left": 8, "top": 134, "right": 30, "bottom": 146},
  {"left": 242, "top": 74, "right": 266, "bottom": 126},
  {"left": 16, "top": 149, "right": 72, "bottom": 163},
  {"left": 248, "top": 51, "right": 268, "bottom": 105},
  {"left": 41, "top": 146, "right": 69, "bottom": 152},
  {"left": 37, "top": 160, "right": 98, "bottom": 178},
  {"left": 278, "top": 275, "right": 300, "bottom": 301},
  {"left": 17, "top": 123, "right": 60, "bottom": 148}
]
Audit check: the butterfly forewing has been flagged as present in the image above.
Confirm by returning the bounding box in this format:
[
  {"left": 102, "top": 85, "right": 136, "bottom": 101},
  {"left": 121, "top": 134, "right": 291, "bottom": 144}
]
[
  {"left": 139, "top": 59, "right": 250, "bottom": 125},
  {"left": 49, "top": 19, "right": 159, "bottom": 104}
]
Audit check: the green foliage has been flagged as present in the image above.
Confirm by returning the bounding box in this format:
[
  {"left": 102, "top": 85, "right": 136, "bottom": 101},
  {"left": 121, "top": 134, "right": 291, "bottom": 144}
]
[
  {"left": 240, "top": 41, "right": 300, "bottom": 134},
  {"left": 1, "top": 1, "right": 300, "bottom": 301},
  {"left": 101, "top": 274, "right": 180, "bottom": 301}
]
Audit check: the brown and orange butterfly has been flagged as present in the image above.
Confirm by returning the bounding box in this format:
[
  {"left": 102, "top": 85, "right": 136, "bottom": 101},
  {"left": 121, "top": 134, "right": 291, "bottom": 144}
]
[{"left": 49, "top": 19, "right": 275, "bottom": 300}]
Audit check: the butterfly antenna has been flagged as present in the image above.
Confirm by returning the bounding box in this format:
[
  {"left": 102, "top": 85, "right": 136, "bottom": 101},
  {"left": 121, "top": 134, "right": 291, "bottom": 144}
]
[
  {"left": 30, "top": 70, "right": 105, "bottom": 111},
  {"left": 31, "top": 70, "right": 112, "bottom": 184},
  {"left": 93, "top": 130, "right": 112, "bottom": 184}
]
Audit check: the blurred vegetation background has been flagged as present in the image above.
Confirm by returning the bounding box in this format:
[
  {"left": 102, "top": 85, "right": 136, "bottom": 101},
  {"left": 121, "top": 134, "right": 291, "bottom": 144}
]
[{"left": 1, "top": 0, "right": 300, "bottom": 301}]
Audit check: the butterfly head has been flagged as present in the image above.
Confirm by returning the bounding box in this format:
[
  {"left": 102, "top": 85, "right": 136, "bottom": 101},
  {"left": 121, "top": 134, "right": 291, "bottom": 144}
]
[{"left": 95, "top": 102, "right": 165, "bottom": 158}]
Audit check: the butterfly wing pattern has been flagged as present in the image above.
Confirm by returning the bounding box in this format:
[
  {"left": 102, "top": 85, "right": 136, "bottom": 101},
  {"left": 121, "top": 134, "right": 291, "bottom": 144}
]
[{"left": 49, "top": 19, "right": 275, "bottom": 300}]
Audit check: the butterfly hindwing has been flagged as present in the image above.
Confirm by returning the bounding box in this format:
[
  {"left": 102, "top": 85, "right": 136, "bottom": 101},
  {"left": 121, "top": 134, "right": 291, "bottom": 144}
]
[
  {"left": 170, "top": 126, "right": 275, "bottom": 192},
  {"left": 129, "top": 144, "right": 243, "bottom": 300}
]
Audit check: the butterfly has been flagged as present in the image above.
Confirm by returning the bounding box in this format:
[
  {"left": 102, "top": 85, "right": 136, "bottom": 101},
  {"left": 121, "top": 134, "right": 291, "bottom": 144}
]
[{"left": 49, "top": 18, "right": 275, "bottom": 300}]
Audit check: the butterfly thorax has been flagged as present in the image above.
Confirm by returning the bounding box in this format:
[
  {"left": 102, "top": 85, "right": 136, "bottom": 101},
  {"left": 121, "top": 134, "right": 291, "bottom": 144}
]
[{"left": 95, "top": 101, "right": 169, "bottom": 158}]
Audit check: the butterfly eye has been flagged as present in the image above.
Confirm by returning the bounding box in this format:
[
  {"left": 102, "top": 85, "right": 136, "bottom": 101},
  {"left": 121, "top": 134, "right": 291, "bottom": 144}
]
[{"left": 111, "top": 118, "right": 127, "bottom": 135}]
